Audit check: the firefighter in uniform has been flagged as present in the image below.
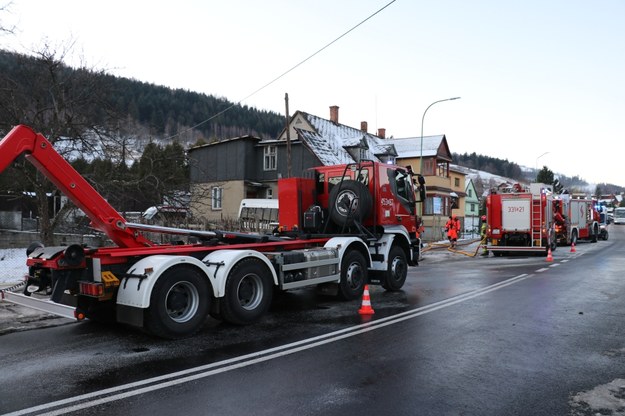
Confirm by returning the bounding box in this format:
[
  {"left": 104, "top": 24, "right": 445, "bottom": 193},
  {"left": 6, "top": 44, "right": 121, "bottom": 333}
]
[
  {"left": 445, "top": 215, "right": 459, "bottom": 248},
  {"left": 480, "top": 215, "right": 489, "bottom": 256}
]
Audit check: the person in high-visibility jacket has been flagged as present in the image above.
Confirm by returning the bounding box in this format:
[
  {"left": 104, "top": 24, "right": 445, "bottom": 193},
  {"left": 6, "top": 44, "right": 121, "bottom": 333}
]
[
  {"left": 445, "top": 215, "right": 459, "bottom": 248},
  {"left": 480, "top": 215, "right": 489, "bottom": 256}
]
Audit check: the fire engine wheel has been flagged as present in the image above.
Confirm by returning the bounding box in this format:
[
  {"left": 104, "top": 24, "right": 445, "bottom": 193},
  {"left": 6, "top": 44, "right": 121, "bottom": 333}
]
[
  {"left": 338, "top": 250, "right": 367, "bottom": 300},
  {"left": 328, "top": 180, "right": 372, "bottom": 227},
  {"left": 382, "top": 245, "right": 408, "bottom": 291},
  {"left": 145, "top": 266, "right": 211, "bottom": 339},
  {"left": 220, "top": 258, "right": 273, "bottom": 325},
  {"left": 591, "top": 225, "right": 599, "bottom": 243},
  {"left": 570, "top": 230, "right": 578, "bottom": 246}
]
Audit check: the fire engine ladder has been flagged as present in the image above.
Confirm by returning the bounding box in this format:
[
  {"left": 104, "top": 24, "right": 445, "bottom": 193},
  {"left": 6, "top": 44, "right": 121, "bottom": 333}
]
[{"left": 531, "top": 198, "right": 542, "bottom": 246}]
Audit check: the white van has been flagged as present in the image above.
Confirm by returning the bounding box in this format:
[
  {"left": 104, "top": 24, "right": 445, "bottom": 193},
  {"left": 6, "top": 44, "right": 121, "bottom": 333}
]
[{"left": 614, "top": 207, "right": 625, "bottom": 225}]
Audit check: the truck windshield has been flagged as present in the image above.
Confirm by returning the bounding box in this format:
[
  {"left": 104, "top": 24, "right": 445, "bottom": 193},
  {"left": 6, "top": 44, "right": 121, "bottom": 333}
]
[{"left": 389, "top": 168, "right": 416, "bottom": 206}]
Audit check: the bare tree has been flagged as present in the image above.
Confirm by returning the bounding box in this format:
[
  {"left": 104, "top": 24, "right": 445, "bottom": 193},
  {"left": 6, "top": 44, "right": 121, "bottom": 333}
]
[
  {"left": 0, "top": 2, "right": 15, "bottom": 35},
  {"left": 0, "top": 45, "right": 121, "bottom": 244}
]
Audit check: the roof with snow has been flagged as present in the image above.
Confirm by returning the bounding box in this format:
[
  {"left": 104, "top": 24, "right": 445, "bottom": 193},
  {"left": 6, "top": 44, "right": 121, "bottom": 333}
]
[
  {"left": 276, "top": 111, "right": 397, "bottom": 166},
  {"left": 390, "top": 135, "right": 450, "bottom": 160}
]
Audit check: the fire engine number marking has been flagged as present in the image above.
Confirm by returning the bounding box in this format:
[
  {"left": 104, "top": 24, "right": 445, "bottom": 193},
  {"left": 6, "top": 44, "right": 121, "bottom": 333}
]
[
  {"left": 508, "top": 206, "right": 525, "bottom": 213},
  {"left": 381, "top": 198, "right": 393, "bottom": 206}
]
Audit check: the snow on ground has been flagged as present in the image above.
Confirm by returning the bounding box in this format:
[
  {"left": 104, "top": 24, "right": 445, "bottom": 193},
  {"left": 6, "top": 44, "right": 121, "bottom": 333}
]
[{"left": 0, "top": 248, "right": 27, "bottom": 284}]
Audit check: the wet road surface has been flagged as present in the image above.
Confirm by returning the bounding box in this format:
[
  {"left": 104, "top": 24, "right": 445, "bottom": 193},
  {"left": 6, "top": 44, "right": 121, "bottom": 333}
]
[{"left": 1, "top": 227, "right": 624, "bottom": 415}]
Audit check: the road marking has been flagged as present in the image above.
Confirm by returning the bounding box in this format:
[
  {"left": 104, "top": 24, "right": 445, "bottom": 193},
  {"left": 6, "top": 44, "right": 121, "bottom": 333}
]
[
  {"left": 549, "top": 263, "right": 561, "bottom": 267},
  {"left": 5, "top": 273, "right": 534, "bottom": 416},
  {"left": 535, "top": 268, "right": 550, "bottom": 273}
]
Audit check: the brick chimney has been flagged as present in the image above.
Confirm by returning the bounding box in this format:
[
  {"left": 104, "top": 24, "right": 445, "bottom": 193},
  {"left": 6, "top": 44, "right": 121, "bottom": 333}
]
[
  {"left": 361, "top": 121, "right": 368, "bottom": 133},
  {"left": 377, "top": 128, "right": 386, "bottom": 139},
  {"left": 330, "top": 105, "right": 339, "bottom": 124}
]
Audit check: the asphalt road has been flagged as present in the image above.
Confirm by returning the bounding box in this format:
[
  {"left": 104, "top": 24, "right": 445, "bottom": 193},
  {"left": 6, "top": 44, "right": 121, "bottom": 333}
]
[{"left": 1, "top": 227, "right": 624, "bottom": 415}]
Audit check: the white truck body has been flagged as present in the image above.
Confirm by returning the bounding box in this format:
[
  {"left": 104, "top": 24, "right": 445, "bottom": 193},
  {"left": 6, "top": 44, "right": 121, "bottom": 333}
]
[{"left": 501, "top": 198, "right": 531, "bottom": 231}]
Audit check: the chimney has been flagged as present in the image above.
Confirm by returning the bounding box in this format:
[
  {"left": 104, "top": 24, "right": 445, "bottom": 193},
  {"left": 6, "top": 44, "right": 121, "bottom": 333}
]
[
  {"left": 377, "top": 128, "right": 386, "bottom": 139},
  {"left": 361, "top": 121, "right": 368, "bottom": 133},
  {"left": 330, "top": 105, "right": 339, "bottom": 124}
]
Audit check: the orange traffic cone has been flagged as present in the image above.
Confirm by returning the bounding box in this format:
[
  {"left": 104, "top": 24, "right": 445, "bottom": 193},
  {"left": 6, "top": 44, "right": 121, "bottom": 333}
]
[
  {"left": 358, "top": 284, "right": 375, "bottom": 315},
  {"left": 546, "top": 247, "right": 553, "bottom": 262},
  {"left": 570, "top": 242, "right": 576, "bottom": 253}
]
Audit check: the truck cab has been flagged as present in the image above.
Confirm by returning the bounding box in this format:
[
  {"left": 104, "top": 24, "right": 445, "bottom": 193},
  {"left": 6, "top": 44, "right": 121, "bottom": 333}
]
[{"left": 278, "top": 160, "right": 423, "bottom": 238}]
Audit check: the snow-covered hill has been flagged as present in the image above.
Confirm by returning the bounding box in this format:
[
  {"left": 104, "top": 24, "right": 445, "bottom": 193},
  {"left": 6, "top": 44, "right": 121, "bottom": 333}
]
[{"left": 452, "top": 164, "right": 519, "bottom": 197}]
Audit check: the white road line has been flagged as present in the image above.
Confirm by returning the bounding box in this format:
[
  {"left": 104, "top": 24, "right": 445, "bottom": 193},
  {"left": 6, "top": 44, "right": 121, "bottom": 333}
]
[
  {"left": 549, "top": 263, "right": 561, "bottom": 267},
  {"left": 4, "top": 273, "right": 534, "bottom": 416},
  {"left": 535, "top": 268, "right": 550, "bottom": 273}
]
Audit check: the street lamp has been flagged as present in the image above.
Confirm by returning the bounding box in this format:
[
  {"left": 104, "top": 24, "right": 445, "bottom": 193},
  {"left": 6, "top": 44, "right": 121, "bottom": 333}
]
[
  {"left": 535, "top": 151, "right": 550, "bottom": 173},
  {"left": 419, "top": 97, "right": 461, "bottom": 175}
]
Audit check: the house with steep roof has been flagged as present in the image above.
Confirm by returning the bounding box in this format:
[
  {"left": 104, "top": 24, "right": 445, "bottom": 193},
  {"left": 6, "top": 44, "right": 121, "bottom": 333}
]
[
  {"left": 464, "top": 178, "right": 481, "bottom": 235},
  {"left": 391, "top": 135, "right": 466, "bottom": 241},
  {"left": 187, "top": 106, "right": 395, "bottom": 226}
]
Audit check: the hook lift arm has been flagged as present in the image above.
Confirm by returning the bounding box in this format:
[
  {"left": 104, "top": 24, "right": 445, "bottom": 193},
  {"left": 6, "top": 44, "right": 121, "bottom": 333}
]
[{"left": 0, "top": 125, "right": 154, "bottom": 248}]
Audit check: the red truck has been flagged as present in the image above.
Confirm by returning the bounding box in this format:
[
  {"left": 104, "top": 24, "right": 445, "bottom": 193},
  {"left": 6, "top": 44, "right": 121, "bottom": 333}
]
[
  {"left": 0, "top": 125, "right": 425, "bottom": 338},
  {"left": 553, "top": 195, "right": 600, "bottom": 245},
  {"left": 485, "top": 183, "right": 556, "bottom": 256}
]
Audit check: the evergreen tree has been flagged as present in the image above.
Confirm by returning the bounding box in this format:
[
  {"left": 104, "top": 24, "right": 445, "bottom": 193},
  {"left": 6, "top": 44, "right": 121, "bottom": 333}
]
[{"left": 536, "top": 166, "right": 554, "bottom": 184}]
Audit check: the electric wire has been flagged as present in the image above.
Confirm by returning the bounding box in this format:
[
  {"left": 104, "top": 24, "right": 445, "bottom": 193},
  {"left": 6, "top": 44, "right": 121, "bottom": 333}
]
[{"left": 166, "top": 0, "right": 397, "bottom": 140}]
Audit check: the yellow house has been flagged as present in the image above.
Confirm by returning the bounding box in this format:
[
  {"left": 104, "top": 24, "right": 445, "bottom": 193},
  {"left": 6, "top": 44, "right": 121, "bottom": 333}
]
[{"left": 392, "top": 135, "right": 466, "bottom": 242}]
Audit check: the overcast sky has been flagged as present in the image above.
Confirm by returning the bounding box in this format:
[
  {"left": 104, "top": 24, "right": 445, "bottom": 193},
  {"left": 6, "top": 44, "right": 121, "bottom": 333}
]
[{"left": 2, "top": 0, "right": 624, "bottom": 186}]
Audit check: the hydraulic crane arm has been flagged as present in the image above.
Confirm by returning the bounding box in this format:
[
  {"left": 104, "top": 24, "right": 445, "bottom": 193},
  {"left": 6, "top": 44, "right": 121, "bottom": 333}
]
[{"left": 0, "top": 125, "right": 154, "bottom": 248}]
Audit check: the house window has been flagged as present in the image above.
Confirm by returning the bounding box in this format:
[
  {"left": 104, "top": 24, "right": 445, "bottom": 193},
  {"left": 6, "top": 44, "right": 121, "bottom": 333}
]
[
  {"left": 454, "top": 178, "right": 460, "bottom": 187},
  {"left": 266, "top": 188, "right": 273, "bottom": 199},
  {"left": 437, "top": 162, "right": 449, "bottom": 177},
  {"left": 470, "top": 203, "right": 476, "bottom": 212},
  {"left": 211, "top": 186, "right": 222, "bottom": 210},
  {"left": 424, "top": 195, "right": 449, "bottom": 216},
  {"left": 467, "top": 189, "right": 472, "bottom": 198},
  {"left": 264, "top": 146, "right": 277, "bottom": 171},
  {"left": 358, "top": 148, "right": 368, "bottom": 161},
  {"left": 422, "top": 158, "right": 436, "bottom": 176}
]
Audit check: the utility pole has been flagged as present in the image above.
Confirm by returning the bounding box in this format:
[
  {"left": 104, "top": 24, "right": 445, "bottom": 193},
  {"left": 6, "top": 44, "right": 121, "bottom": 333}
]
[{"left": 285, "top": 93, "right": 292, "bottom": 178}]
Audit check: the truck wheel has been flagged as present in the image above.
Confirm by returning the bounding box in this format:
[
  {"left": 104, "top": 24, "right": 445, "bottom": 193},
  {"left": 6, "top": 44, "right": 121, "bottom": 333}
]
[
  {"left": 328, "top": 180, "right": 372, "bottom": 227},
  {"left": 220, "top": 258, "right": 273, "bottom": 325},
  {"left": 338, "top": 250, "right": 367, "bottom": 300},
  {"left": 145, "top": 266, "right": 211, "bottom": 339},
  {"left": 382, "top": 245, "right": 407, "bottom": 291},
  {"left": 591, "top": 225, "right": 598, "bottom": 243},
  {"left": 570, "top": 230, "right": 578, "bottom": 246}
]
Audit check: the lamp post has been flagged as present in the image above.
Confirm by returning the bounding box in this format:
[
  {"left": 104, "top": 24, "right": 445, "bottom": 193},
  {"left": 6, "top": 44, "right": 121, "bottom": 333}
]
[
  {"left": 419, "top": 97, "right": 461, "bottom": 175},
  {"left": 535, "top": 151, "right": 550, "bottom": 179}
]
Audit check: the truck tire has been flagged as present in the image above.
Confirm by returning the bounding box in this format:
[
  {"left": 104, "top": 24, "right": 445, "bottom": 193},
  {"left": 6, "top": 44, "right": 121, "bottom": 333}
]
[
  {"left": 220, "top": 258, "right": 273, "bottom": 325},
  {"left": 145, "top": 265, "right": 211, "bottom": 339},
  {"left": 382, "top": 245, "right": 407, "bottom": 291},
  {"left": 591, "top": 225, "right": 598, "bottom": 243},
  {"left": 570, "top": 230, "right": 578, "bottom": 246},
  {"left": 338, "top": 250, "right": 367, "bottom": 300},
  {"left": 328, "top": 180, "right": 372, "bottom": 227}
]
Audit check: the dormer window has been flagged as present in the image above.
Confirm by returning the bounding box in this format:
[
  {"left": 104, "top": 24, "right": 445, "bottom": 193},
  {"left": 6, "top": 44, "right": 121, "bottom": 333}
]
[{"left": 358, "top": 147, "right": 367, "bottom": 161}]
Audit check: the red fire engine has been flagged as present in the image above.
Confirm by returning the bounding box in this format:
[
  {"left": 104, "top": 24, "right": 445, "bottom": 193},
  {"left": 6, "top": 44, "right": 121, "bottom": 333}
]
[
  {"left": 486, "top": 183, "right": 556, "bottom": 255},
  {"left": 553, "top": 195, "right": 600, "bottom": 245}
]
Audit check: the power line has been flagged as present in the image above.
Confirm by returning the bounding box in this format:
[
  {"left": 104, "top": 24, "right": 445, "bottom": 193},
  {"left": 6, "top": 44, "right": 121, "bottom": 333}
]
[{"left": 167, "top": 0, "right": 397, "bottom": 140}]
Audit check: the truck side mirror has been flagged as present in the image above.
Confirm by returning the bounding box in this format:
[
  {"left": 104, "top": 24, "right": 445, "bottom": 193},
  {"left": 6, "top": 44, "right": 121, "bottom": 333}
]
[
  {"left": 417, "top": 175, "right": 426, "bottom": 203},
  {"left": 419, "top": 186, "right": 426, "bottom": 203}
]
